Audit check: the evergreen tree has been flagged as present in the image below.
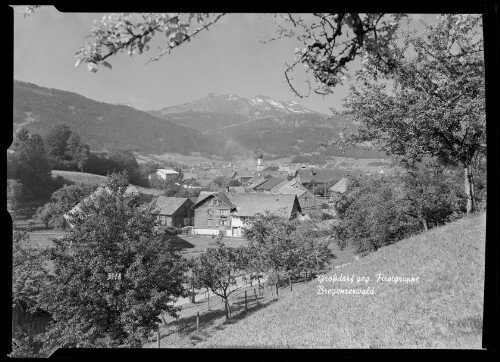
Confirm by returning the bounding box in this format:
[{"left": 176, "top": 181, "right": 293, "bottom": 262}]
[{"left": 11, "top": 129, "right": 52, "bottom": 199}]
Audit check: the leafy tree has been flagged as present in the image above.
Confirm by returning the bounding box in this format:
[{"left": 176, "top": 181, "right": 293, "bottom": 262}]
[
  {"left": 333, "top": 175, "right": 419, "bottom": 255},
  {"left": 38, "top": 172, "right": 188, "bottom": 350},
  {"left": 139, "top": 160, "right": 161, "bottom": 181},
  {"left": 44, "top": 124, "right": 73, "bottom": 161},
  {"left": 333, "top": 14, "right": 485, "bottom": 213},
  {"left": 211, "top": 176, "right": 227, "bottom": 188},
  {"left": 10, "top": 128, "right": 52, "bottom": 199},
  {"left": 333, "top": 165, "right": 466, "bottom": 255},
  {"left": 65, "top": 133, "right": 90, "bottom": 173},
  {"left": 35, "top": 203, "right": 56, "bottom": 229},
  {"left": 10, "top": 327, "right": 44, "bottom": 358},
  {"left": 226, "top": 178, "right": 241, "bottom": 187},
  {"left": 11, "top": 229, "right": 51, "bottom": 358},
  {"left": 12, "top": 229, "right": 50, "bottom": 307},
  {"left": 394, "top": 160, "right": 466, "bottom": 232},
  {"left": 108, "top": 148, "right": 143, "bottom": 185},
  {"left": 191, "top": 238, "right": 246, "bottom": 320},
  {"left": 293, "top": 223, "right": 334, "bottom": 279},
  {"left": 7, "top": 179, "right": 23, "bottom": 216},
  {"left": 244, "top": 214, "right": 296, "bottom": 286},
  {"left": 243, "top": 214, "right": 333, "bottom": 289}
]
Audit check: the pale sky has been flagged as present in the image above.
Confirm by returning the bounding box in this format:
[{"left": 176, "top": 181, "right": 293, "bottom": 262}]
[{"left": 13, "top": 7, "right": 438, "bottom": 115}]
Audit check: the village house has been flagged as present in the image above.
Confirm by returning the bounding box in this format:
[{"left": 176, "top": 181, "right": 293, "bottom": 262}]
[
  {"left": 191, "top": 192, "right": 302, "bottom": 237},
  {"left": 148, "top": 168, "right": 179, "bottom": 181},
  {"left": 234, "top": 170, "right": 255, "bottom": 185},
  {"left": 155, "top": 196, "right": 194, "bottom": 227},
  {"left": 63, "top": 184, "right": 139, "bottom": 228},
  {"left": 274, "top": 179, "right": 320, "bottom": 210},
  {"left": 294, "top": 168, "right": 347, "bottom": 195},
  {"left": 13, "top": 298, "right": 52, "bottom": 337}
]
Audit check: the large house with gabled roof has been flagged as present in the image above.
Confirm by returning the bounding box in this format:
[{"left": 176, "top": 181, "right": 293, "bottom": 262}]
[{"left": 192, "top": 192, "right": 302, "bottom": 237}]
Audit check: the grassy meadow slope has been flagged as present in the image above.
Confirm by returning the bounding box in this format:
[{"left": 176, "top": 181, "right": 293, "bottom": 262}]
[{"left": 199, "top": 212, "right": 486, "bottom": 348}]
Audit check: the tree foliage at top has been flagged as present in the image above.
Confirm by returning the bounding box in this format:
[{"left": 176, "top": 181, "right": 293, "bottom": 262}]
[{"left": 332, "top": 14, "right": 485, "bottom": 213}]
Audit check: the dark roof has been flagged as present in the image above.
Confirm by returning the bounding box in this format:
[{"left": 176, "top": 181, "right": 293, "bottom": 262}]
[
  {"left": 246, "top": 175, "right": 268, "bottom": 188},
  {"left": 155, "top": 196, "right": 191, "bottom": 215},
  {"left": 254, "top": 177, "right": 287, "bottom": 191},
  {"left": 295, "top": 168, "right": 346, "bottom": 184},
  {"left": 192, "top": 191, "right": 300, "bottom": 217},
  {"left": 226, "top": 193, "right": 300, "bottom": 217}
]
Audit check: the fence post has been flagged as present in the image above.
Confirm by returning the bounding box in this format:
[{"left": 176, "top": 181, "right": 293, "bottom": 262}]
[
  {"left": 244, "top": 291, "right": 248, "bottom": 311},
  {"left": 271, "top": 284, "right": 274, "bottom": 301},
  {"left": 196, "top": 311, "right": 199, "bottom": 331},
  {"left": 207, "top": 291, "right": 210, "bottom": 311},
  {"left": 254, "top": 288, "right": 259, "bottom": 304},
  {"left": 157, "top": 325, "right": 161, "bottom": 348},
  {"left": 275, "top": 283, "right": 279, "bottom": 298}
]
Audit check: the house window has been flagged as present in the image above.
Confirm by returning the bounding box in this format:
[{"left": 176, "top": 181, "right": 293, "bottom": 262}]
[
  {"left": 220, "top": 209, "right": 228, "bottom": 217},
  {"left": 206, "top": 209, "right": 214, "bottom": 216},
  {"left": 219, "top": 219, "right": 228, "bottom": 226},
  {"left": 207, "top": 199, "right": 213, "bottom": 205},
  {"left": 213, "top": 199, "right": 219, "bottom": 206},
  {"left": 207, "top": 219, "right": 212, "bottom": 226}
]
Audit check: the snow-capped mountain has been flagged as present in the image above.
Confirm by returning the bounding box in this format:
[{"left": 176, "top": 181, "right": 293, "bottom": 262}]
[{"left": 150, "top": 92, "right": 325, "bottom": 119}]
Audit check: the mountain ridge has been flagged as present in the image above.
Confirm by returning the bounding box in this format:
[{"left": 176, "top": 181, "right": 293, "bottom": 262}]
[
  {"left": 13, "top": 80, "right": 386, "bottom": 159},
  {"left": 149, "top": 92, "right": 327, "bottom": 119}
]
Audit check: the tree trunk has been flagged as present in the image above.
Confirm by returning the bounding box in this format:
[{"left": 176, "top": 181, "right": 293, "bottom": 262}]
[
  {"left": 224, "top": 298, "right": 230, "bottom": 320},
  {"left": 289, "top": 274, "right": 292, "bottom": 291},
  {"left": 464, "top": 165, "right": 476, "bottom": 214},
  {"left": 419, "top": 216, "right": 428, "bottom": 232}
]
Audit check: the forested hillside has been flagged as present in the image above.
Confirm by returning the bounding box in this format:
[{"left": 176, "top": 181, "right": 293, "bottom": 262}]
[{"left": 13, "top": 81, "right": 214, "bottom": 155}]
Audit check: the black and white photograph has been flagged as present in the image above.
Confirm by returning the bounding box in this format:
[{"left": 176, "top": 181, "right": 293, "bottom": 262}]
[{"left": 6, "top": 5, "right": 495, "bottom": 356}]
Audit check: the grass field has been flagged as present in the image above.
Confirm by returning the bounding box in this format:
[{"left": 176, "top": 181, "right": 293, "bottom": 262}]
[
  {"left": 196, "top": 212, "right": 486, "bottom": 348},
  {"left": 51, "top": 170, "right": 108, "bottom": 186}
]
